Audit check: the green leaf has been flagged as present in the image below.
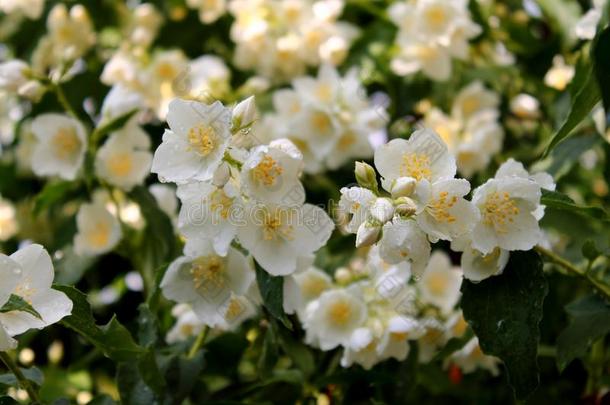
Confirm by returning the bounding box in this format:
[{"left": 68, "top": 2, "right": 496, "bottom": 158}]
[
  {"left": 582, "top": 240, "right": 601, "bottom": 262},
  {"left": 137, "top": 304, "right": 159, "bottom": 348},
  {"left": 92, "top": 109, "right": 138, "bottom": 144},
  {"left": 556, "top": 294, "right": 610, "bottom": 371},
  {"left": 536, "top": 0, "right": 581, "bottom": 47},
  {"left": 461, "top": 251, "right": 548, "bottom": 400},
  {"left": 541, "top": 189, "right": 609, "bottom": 221},
  {"left": 54, "top": 285, "right": 144, "bottom": 362},
  {"left": 255, "top": 263, "right": 292, "bottom": 329},
  {"left": 0, "top": 294, "right": 42, "bottom": 320},
  {"left": 543, "top": 62, "right": 601, "bottom": 155},
  {"left": 162, "top": 351, "right": 205, "bottom": 403},
  {"left": 274, "top": 321, "right": 315, "bottom": 376},
  {"left": 0, "top": 367, "right": 44, "bottom": 387},
  {"left": 0, "top": 396, "right": 19, "bottom": 405},
  {"left": 33, "top": 181, "right": 84, "bottom": 215},
  {"left": 593, "top": 27, "right": 610, "bottom": 117},
  {"left": 258, "top": 326, "right": 279, "bottom": 380},
  {"left": 116, "top": 362, "right": 158, "bottom": 405}
]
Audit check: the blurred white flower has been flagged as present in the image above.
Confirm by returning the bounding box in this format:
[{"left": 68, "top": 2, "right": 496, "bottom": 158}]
[
  {"left": 0, "top": 0, "right": 44, "bottom": 19},
  {"left": 166, "top": 304, "right": 206, "bottom": 344},
  {"left": 31, "top": 114, "right": 87, "bottom": 180},
  {"left": 448, "top": 337, "right": 500, "bottom": 375},
  {"left": 418, "top": 251, "right": 462, "bottom": 315},
  {"left": 74, "top": 199, "right": 122, "bottom": 256},
  {"left": 187, "top": 0, "right": 227, "bottom": 24},
  {"left": 510, "top": 93, "right": 540, "bottom": 119},
  {"left": 544, "top": 56, "right": 575, "bottom": 91},
  {"left": 95, "top": 120, "right": 152, "bottom": 191},
  {"left": 575, "top": 0, "right": 605, "bottom": 40},
  {"left": 0, "top": 197, "right": 18, "bottom": 242}
]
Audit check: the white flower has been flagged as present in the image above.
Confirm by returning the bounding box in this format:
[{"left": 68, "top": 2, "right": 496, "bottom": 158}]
[
  {"left": 0, "top": 197, "right": 18, "bottom": 241},
  {"left": 391, "top": 38, "right": 453, "bottom": 81},
  {"left": 240, "top": 139, "right": 305, "bottom": 206},
  {"left": 377, "top": 316, "right": 424, "bottom": 361},
  {"left": 187, "top": 0, "right": 227, "bottom": 24},
  {"left": 379, "top": 218, "right": 431, "bottom": 277},
  {"left": 46, "top": 4, "right": 96, "bottom": 61},
  {"left": 0, "top": 245, "right": 73, "bottom": 338},
  {"left": 418, "top": 317, "right": 448, "bottom": 362},
  {"left": 510, "top": 93, "right": 540, "bottom": 119},
  {"left": 74, "top": 200, "right": 122, "bottom": 256},
  {"left": 0, "top": 254, "right": 24, "bottom": 350},
  {"left": 186, "top": 55, "right": 231, "bottom": 101},
  {"left": 166, "top": 304, "right": 205, "bottom": 344},
  {"left": 31, "top": 114, "right": 87, "bottom": 180},
  {"left": 304, "top": 287, "right": 367, "bottom": 350},
  {"left": 451, "top": 81, "right": 500, "bottom": 121},
  {"left": 470, "top": 174, "right": 543, "bottom": 254},
  {"left": 416, "top": 178, "right": 479, "bottom": 242},
  {"left": 374, "top": 128, "right": 456, "bottom": 187},
  {"left": 100, "top": 86, "right": 144, "bottom": 124},
  {"left": 176, "top": 181, "right": 239, "bottom": 257},
  {"left": 369, "top": 198, "right": 395, "bottom": 224},
  {"left": 232, "top": 96, "right": 258, "bottom": 129},
  {"left": 575, "top": 0, "right": 605, "bottom": 40},
  {"left": 160, "top": 245, "right": 254, "bottom": 328},
  {"left": 544, "top": 56, "right": 575, "bottom": 91},
  {"left": 237, "top": 202, "right": 334, "bottom": 276},
  {"left": 0, "top": 0, "right": 44, "bottom": 19},
  {"left": 283, "top": 266, "right": 333, "bottom": 317},
  {"left": 149, "top": 184, "right": 178, "bottom": 224},
  {"left": 338, "top": 187, "right": 376, "bottom": 233},
  {"left": 495, "top": 158, "right": 556, "bottom": 192},
  {"left": 355, "top": 221, "right": 381, "bottom": 248},
  {"left": 340, "top": 327, "right": 379, "bottom": 369},
  {"left": 448, "top": 337, "right": 500, "bottom": 375},
  {"left": 418, "top": 251, "right": 462, "bottom": 315},
  {"left": 0, "top": 60, "right": 29, "bottom": 93},
  {"left": 151, "top": 99, "right": 232, "bottom": 183},
  {"left": 95, "top": 120, "right": 152, "bottom": 191}
]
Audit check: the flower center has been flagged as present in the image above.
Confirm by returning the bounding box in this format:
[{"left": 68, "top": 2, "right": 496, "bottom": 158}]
[
  {"left": 400, "top": 152, "right": 432, "bottom": 181},
  {"left": 301, "top": 276, "right": 328, "bottom": 299},
  {"left": 86, "top": 221, "right": 111, "bottom": 249},
  {"left": 251, "top": 155, "right": 283, "bottom": 187},
  {"left": 107, "top": 152, "right": 133, "bottom": 177},
  {"left": 188, "top": 124, "right": 218, "bottom": 156},
  {"left": 311, "top": 111, "right": 332, "bottom": 133},
  {"left": 209, "top": 189, "right": 233, "bottom": 220},
  {"left": 52, "top": 126, "right": 82, "bottom": 160},
  {"left": 337, "top": 131, "right": 356, "bottom": 151},
  {"left": 427, "top": 272, "right": 448, "bottom": 295},
  {"left": 224, "top": 297, "right": 244, "bottom": 321},
  {"left": 424, "top": 6, "right": 448, "bottom": 30},
  {"left": 482, "top": 191, "right": 520, "bottom": 234},
  {"left": 327, "top": 300, "right": 352, "bottom": 326},
  {"left": 190, "top": 256, "right": 225, "bottom": 291},
  {"left": 427, "top": 191, "right": 458, "bottom": 223},
  {"left": 262, "top": 209, "right": 294, "bottom": 241}
]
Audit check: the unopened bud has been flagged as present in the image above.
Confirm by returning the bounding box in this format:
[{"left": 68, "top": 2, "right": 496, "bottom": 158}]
[
  {"left": 391, "top": 177, "right": 417, "bottom": 198},
  {"left": 355, "top": 161, "right": 379, "bottom": 193},
  {"left": 232, "top": 96, "right": 258, "bottom": 130},
  {"left": 394, "top": 197, "right": 418, "bottom": 217},
  {"left": 334, "top": 267, "right": 352, "bottom": 284},
  {"left": 355, "top": 221, "right": 381, "bottom": 248},
  {"left": 369, "top": 198, "right": 394, "bottom": 223},
  {"left": 18, "top": 80, "right": 45, "bottom": 101}
]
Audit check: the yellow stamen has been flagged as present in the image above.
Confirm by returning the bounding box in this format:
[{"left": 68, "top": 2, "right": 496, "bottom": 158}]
[
  {"left": 482, "top": 191, "right": 520, "bottom": 234},
  {"left": 190, "top": 256, "right": 225, "bottom": 291},
  {"left": 327, "top": 300, "right": 352, "bottom": 326},
  {"left": 400, "top": 153, "right": 432, "bottom": 181},
  {"left": 427, "top": 191, "right": 458, "bottom": 223},
  {"left": 188, "top": 124, "right": 218, "bottom": 156},
  {"left": 251, "top": 155, "right": 283, "bottom": 187},
  {"left": 52, "top": 126, "right": 82, "bottom": 160}
]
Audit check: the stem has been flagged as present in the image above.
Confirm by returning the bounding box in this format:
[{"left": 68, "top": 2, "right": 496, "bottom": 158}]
[
  {"left": 0, "top": 352, "right": 40, "bottom": 403},
  {"left": 534, "top": 246, "right": 610, "bottom": 299},
  {"left": 51, "top": 83, "right": 79, "bottom": 120},
  {"left": 187, "top": 327, "right": 208, "bottom": 359}
]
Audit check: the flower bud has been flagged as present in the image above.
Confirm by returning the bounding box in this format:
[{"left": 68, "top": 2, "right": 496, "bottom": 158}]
[
  {"left": 18, "top": 80, "right": 45, "bottom": 102},
  {"left": 232, "top": 96, "right": 258, "bottom": 130},
  {"left": 394, "top": 197, "right": 418, "bottom": 217},
  {"left": 334, "top": 267, "right": 352, "bottom": 284},
  {"left": 355, "top": 161, "right": 379, "bottom": 193},
  {"left": 510, "top": 93, "right": 540, "bottom": 119},
  {"left": 369, "top": 197, "right": 394, "bottom": 224},
  {"left": 0, "top": 60, "right": 29, "bottom": 93},
  {"left": 391, "top": 177, "right": 417, "bottom": 198},
  {"left": 355, "top": 221, "right": 381, "bottom": 248}
]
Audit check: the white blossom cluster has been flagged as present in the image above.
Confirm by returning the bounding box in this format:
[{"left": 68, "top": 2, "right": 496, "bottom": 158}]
[
  {"left": 283, "top": 245, "right": 500, "bottom": 373},
  {"left": 388, "top": 0, "right": 481, "bottom": 81},
  {"left": 422, "top": 81, "right": 504, "bottom": 177},
  {"left": 152, "top": 97, "right": 335, "bottom": 330},
  {"left": 228, "top": 0, "right": 359, "bottom": 80},
  {"left": 0, "top": 244, "right": 72, "bottom": 351},
  {"left": 258, "top": 64, "right": 388, "bottom": 173},
  {"left": 339, "top": 128, "right": 555, "bottom": 282}
]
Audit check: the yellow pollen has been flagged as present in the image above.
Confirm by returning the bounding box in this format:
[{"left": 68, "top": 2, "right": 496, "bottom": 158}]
[
  {"left": 225, "top": 298, "right": 244, "bottom": 321},
  {"left": 262, "top": 210, "right": 294, "bottom": 241},
  {"left": 52, "top": 126, "right": 82, "bottom": 160},
  {"left": 14, "top": 277, "right": 36, "bottom": 305},
  {"left": 425, "top": 6, "right": 448, "bottom": 29},
  {"left": 452, "top": 316, "right": 468, "bottom": 337},
  {"left": 391, "top": 332, "right": 409, "bottom": 341},
  {"left": 188, "top": 124, "right": 217, "bottom": 156},
  {"left": 107, "top": 152, "right": 133, "bottom": 177},
  {"left": 327, "top": 300, "right": 352, "bottom": 326},
  {"left": 482, "top": 191, "right": 520, "bottom": 234},
  {"left": 86, "top": 222, "right": 111, "bottom": 248},
  {"left": 316, "top": 84, "right": 333, "bottom": 103},
  {"left": 156, "top": 63, "right": 177, "bottom": 80},
  {"left": 311, "top": 112, "right": 332, "bottom": 133},
  {"left": 190, "top": 256, "right": 225, "bottom": 291},
  {"left": 337, "top": 132, "right": 356, "bottom": 151},
  {"left": 209, "top": 189, "right": 233, "bottom": 220},
  {"left": 427, "top": 272, "right": 448, "bottom": 295},
  {"left": 180, "top": 324, "right": 195, "bottom": 336},
  {"left": 251, "top": 155, "right": 283, "bottom": 187},
  {"left": 301, "top": 276, "right": 328, "bottom": 299},
  {"left": 427, "top": 191, "right": 458, "bottom": 223},
  {"left": 460, "top": 96, "right": 480, "bottom": 117},
  {"left": 400, "top": 153, "right": 432, "bottom": 181}
]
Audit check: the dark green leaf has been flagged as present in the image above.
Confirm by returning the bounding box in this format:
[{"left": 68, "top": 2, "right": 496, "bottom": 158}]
[
  {"left": 116, "top": 361, "right": 158, "bottom": 405},
  {"left": 556, "top": 294, "right": 610, "bottom": 370},
  {"left": 258, "top": 326, "right": 279, "bottom": 379},
  {"left": 92, "top": 109, "right": 138, "bottom": 144},
  {"left": 54, "top": 285, "right": 144, "bottom": 362},
  {"left": 274, "top": 321, "right": 315, "bottom": 376},
  {"left": 582, "top": 240, "right": 601, "bottom": 262},
  {"left": 255, "top": 263, "right": 292, "bottom": 329},
  {"left": 541, "top": 189, "right": 609, "bottom": 221},
  {"left": 162, "top": 351, "right": 204, "bottom": 403},
  {"left": 461, "top": 251, "right": 548, "bottom": 400},
  {"left": 137, "top": 304, "right": 159, "bottom": 348},
  {"left": 137, "top": 351, "right": 166, "bottom": 398},
  {"left": 0, "top": 397, "right": 19, "bottom": 405},
  {"left": 0, "top": 367, "right": 44, "bottom": 387},
  {"left": 543, "top": 62, "right": 601, "bottom": 155},
  {"left": 0, "top": 294, "right": 42, "bottom": 320},
  {"left": 86, "top": 395, "right": 117, "bottom": 405},
  {"left": 593, "top": 27, "right": 610, "bottom": 117}
]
